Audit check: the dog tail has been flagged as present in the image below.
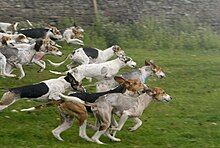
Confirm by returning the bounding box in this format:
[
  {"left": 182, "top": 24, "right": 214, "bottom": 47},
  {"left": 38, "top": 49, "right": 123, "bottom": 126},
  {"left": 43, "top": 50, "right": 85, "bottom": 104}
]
[
  {"left": 26, "top": 20, "right": 34, "bottom": 28},
  {"left": 59, "top": 93, "right": 85, "bottom": 104},
  {"left": 20, "top": 107, "right": 37, "bottom": 112},
  {"left": 13, "top": 22, "right": 19, "bottom": 32},
  {"left": 47, "top": 55, "right": 70, "bottom": 67},
  {"left": 20, "top": 100, "right": 64, "bottom": 112},
  {"left": 49, "top": 70, "right": 67, "bottom": 75}
]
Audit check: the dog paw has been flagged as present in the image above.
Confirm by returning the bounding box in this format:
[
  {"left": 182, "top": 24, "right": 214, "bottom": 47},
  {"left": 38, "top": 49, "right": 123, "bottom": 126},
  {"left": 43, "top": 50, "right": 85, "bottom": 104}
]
[
  {"left": 52, "top": 131, "right": 64, "bottom": 141},
  {"left": 38, "top": 68, "right": 44, "bottom": 73},
  {"left": 112, "top": 137, "right": 121, "bottom": 142},
  {"left": 128, "top": 127, "right": 137, "bottom": 132},
  {"left": 91, "top": 137, "right": 105, "bottom": 144},
  {"left": 11, "top": 74, "right": 16, "bottom": 77},
  {"left": 108, "top": 136, "right": 121, "bottom": 142},
  {"left": 18, "top": 76, "right": 24, "bottom": 80},
  {"left": 81, "top": 136, "right": 93, "bottom": 142},
  {"left": 110, "top": 127, "right": 120, "bottom": 131},
  {"left": 8, "top": 74, "right": 16, "bottom": 77}
]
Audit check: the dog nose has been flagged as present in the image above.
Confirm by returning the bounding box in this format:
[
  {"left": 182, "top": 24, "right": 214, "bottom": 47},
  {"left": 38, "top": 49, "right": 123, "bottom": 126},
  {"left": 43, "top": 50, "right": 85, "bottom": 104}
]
[
  {"left": 160, "top": 75, "right": 165, "bottom": 78},
  {"left": 10, "top": 43, "right": 15, "bottom": 46}
]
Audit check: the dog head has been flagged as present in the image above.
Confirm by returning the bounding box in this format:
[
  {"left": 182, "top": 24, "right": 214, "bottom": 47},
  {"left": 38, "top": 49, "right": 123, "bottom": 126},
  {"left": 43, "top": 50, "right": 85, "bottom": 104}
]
[
  {"left": 70, "top": 48, "right": 88, "bottom": 63},
  {"left": 112, "top": 45, "right": 125, "bottom": 56},
  {"left": 145, "top": 60, "right": 165, "bottom": 78},
  {"left": 34, "top": 39, "right": 44, "bottom": 51},
  {"left": 118, "top": 55, "right": 136, "bottom": 68},
  {"left": 46, "top": 46, "right": 62, "bottom": 56},
  {"left": 64, "top": 72, "right": 85, "bottom": 92},
  {"left": 15, "top": 34, "right": 29, "bottom": 43},
  {"left": 1, "top": 36, "right": 15, "bottom": 46},
  {"left": 72, "top": 26, "right": 84, "bottom": 39},
  {"left": 43, "top": 37, "right": 62, "bottom": 48},
  {"left": 47, "top": 24, "right": 62, "bottom": 40},
  {"left": 36, "top": 38, "right": 62, "bottom": 56},
  {"left": 114, "top": 76, "right": 145, "bottom": 95},
  {"left": 145, "top": 87, "right": 172, "bottom": 102}
]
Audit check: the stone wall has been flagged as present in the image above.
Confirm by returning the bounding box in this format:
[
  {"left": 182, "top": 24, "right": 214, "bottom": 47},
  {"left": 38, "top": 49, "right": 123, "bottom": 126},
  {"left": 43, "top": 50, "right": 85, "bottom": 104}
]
[{"left": 1, "top": 0, "right": 220, "bottom": 31}]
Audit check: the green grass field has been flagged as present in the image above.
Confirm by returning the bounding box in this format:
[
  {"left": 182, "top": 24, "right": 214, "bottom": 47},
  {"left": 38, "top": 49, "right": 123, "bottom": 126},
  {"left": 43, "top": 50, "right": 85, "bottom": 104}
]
[{"left": 0, "top": 46, "right": 219, "bottom": 147}]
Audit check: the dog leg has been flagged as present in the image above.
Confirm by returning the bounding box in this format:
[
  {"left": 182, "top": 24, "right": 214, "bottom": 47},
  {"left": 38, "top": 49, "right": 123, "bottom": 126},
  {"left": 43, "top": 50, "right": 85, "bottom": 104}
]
[
  {"left": 91, "top": 120, "right": 110, "bottom": 144},
  {"left": 66, "top": 62, "right": 76, "bottom": 70},
  {"left": 110, "top": 115, "right": 118, "bottom": 137},
  {"left": 0, "top": 92, "right": 17, "bottom": 111},
  {"left": 33, "top": 60, "right": 46, "bottom": 72},
  {"left": 85, "top": 77, "right": 92, "bottom": 82},
  {"left": 67, "top": 39, "right": 84, "bottom": 45},
  {"left": 128, "top": 117, "right": 142, "bottom": 131},
  {"left": 15, "top": 63, "right": 25, "bottom": 79},
  {"left": 87, "top": 122, "right": 98, "bottom": 131},
  {"left": 105, "top": 130, "right": 121, "bottom": 142},
  {"left": 0, "top": 104, "right": 12, "bottom": 111},
  {"left": 0, "top": 56, "right": 16, "bottom": 77},
  {"left": 87, "top": 116, "right": 100, "bottom": 131},
  {"left": 111, "top": 111, "right": 129, "bottom": 131},
  {"left": 5, "top": 63, "right": 14, "bottom": 74},
  {"left": 52, "top": 117, "right": 73, "bottom": 141},
  {"left": 79, "top": 120, "right": 92, "bottom": 142}
]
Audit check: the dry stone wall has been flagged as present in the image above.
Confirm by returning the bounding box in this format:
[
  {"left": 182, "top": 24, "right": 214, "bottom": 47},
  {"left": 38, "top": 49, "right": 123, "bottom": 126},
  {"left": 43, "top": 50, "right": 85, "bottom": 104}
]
[{"left": 0, "top": 0, "right": 220, "bottom": 31}]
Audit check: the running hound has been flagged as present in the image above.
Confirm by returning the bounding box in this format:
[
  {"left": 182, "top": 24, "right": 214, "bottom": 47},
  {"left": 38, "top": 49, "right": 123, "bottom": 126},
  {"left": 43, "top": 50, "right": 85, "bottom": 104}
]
[
  {"left": 50, "top": 54, "right": 136, "bottom": 82},
  {"left": 47, "top": 45, "right": 125, "bottom": 69},
  {"left": 65, "top": 87, "right": 172, "bottom": 144},
  {"left": 0, "top": 22, "right": 18, "bottom": 33},
  {"left": 0, "top": 33, "right": 29, "bottom": 46},
  {"left": 17, "top": 24, "right": 62, "bottom": 40},
  {"left": 0, "top": 72, "right": 84, "bottom": 112},
  {"left": 96, "top": 60, "right": 166, "bottom": 92},
  {"left": 61, "top": 24, "right": 84, "bottom": 45},
  {"left": 0, "top": 39, "right": 62, "bottom": 79}
]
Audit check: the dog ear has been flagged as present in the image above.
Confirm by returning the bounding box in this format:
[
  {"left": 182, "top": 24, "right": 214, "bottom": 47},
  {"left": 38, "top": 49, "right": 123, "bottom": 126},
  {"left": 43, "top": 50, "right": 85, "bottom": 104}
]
[
  {"left": 144, "top": 88, "right": 154, "bottom": 96},
  {"left": 149, "top": 60, "right": 154, "bottom": 63},
  {"left": 70, "top": 73, "right": 78, "bottom": 83},
  {"left": 145, "top": 60, "right": 150, "bottom": 66},
  {"left": 145, "top": 59, "right": 157, "bottom": 68},
  {"left": 67, "top": 72, "right": 72, "bottom": 77},
  {"left": 149, "top": 60, "right": 157, "bottom": 68},
  {"left": 113, "top": 45, "right": 119, "bottom": 52},
  {"left": 64, "top": 73, "right": 70, "bottom": 82},
  {"left": 34, "top": 39, "right": 43, "bottom": 51},
  {"left": 1, "top": 36, "right": 8, "bottom": 45},
  {"left": 47, "top": 24, "right": 53, "bottom": 28},
  {"left": 114, "top": 76, "right": 126, "bottom": 85},
  {"left": 65, "top": 72, "right": 78, "bottom": 84},
  {"left": 72, "top": 28, "right": 78, "bottom": 34}
]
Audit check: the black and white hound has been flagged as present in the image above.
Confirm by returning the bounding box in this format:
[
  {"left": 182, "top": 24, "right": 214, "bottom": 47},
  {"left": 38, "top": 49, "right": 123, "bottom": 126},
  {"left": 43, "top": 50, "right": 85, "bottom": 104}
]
[
  {"left": 17, "top": 24, "right": 62, "bottom": 40},
  {"left": 0, "top": 73, "right": 84, "bottom": 112}
]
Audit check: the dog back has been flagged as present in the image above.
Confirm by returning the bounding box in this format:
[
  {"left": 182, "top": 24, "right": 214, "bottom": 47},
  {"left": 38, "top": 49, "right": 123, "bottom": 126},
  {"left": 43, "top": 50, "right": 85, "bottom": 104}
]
[
  {"left": 82, "top": 47, "right": 99, "bottom": 59},
  {"left": 0, "top": 47, "right": 18, "bottom": 59},
  {"left": 9, "top": 83, "right": 49, "bottom": 98},
  {"left": 18, "top": 28, "right": 49, "bottom": 39}
]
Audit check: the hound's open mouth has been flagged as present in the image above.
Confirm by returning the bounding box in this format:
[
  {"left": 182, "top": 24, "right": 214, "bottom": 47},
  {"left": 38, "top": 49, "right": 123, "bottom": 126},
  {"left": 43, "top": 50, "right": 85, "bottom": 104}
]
[
  {"left": 132, "top": 65, "right": 136, "bottom": 68},
  {"left": 164, "top": 99, "right": 170, "bottom": 102}
]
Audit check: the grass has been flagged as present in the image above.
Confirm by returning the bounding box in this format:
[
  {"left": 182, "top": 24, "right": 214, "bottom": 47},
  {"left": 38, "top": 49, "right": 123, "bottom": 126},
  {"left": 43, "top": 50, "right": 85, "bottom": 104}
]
[{"left": 0, "top": 46, "right": 219, "bottom": 147}]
